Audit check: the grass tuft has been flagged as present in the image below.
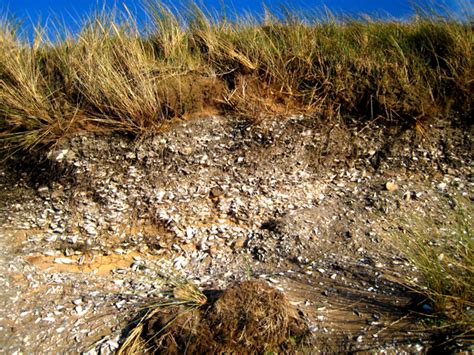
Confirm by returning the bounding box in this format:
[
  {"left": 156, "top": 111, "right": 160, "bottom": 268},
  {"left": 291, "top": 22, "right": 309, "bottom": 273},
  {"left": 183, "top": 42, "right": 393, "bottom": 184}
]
[
  {"left": 118, "top": 261, "right": 207, "bottom": 354},
  {"left": 391, "top": 196, "right": 473, "bottom": 341},
  {"left": 1, "top": 2, "right": 472, "bottom": 151}
]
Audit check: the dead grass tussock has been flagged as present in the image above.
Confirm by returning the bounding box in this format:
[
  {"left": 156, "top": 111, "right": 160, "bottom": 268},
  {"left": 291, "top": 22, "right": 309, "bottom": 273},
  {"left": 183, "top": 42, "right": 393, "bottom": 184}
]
[
  {"left": 1, "top": 2, "right": 472, "bottom": 151},
  {"left": 118, "top": 260, "right": 208, "bottom": 354},
  {"left": 119, "top": 279, "right": 308, "bottom": 354}
]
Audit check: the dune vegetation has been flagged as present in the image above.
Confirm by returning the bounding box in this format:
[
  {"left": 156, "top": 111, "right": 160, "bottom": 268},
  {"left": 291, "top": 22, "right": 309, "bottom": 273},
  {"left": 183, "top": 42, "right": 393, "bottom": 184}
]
[{"left": 0, "top": 1, "right": 471, "bottom": 151}]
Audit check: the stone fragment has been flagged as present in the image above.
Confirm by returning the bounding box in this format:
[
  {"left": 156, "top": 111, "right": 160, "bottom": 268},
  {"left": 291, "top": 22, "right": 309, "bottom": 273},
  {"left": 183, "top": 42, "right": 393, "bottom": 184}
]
[{"left": 385, "top": 182, "right": 398, "bottom": 192}]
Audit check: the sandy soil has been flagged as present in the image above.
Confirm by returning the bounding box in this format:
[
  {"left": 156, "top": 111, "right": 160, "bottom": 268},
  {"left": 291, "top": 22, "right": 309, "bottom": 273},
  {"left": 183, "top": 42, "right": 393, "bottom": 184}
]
[{"left": 0, "top": 114, "right": 472, "bottom": 352}]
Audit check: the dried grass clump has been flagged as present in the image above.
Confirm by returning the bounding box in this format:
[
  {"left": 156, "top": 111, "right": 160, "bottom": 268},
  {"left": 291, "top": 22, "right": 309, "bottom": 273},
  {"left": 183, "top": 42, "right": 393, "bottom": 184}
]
[
  {"left": 0, "top": 18, "right": 79, "bottom": 150},
  {"left": 119, "top": 280, "right": 308, "bottom": 354}
]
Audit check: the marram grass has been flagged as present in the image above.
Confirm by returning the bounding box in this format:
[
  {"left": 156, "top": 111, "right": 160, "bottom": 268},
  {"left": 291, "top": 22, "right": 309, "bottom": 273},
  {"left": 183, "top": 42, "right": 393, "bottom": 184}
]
[
  {"left": 390, "top": 196, "right": 473, "bottom": 342},
  {"left": 0, "top": 2, "right": 472, "bottom": 151}
]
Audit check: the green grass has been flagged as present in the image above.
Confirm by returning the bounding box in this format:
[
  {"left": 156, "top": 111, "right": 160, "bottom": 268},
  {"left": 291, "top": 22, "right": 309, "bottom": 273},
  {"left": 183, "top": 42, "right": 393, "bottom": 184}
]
[
  {"left": 392, "top": 196, "right": 473, "bottom": 341},
  {"left": 1, "top": 1, "right": 472, "bottom": 151}
]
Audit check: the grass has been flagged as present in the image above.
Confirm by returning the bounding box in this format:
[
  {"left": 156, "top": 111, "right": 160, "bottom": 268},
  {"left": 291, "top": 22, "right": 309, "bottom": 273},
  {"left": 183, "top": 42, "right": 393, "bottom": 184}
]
[
  {"left": 0, "top": 1, "right": 472, "bottom": 152},
  {"left": 118, "top": 277, "right": 308, "bottom": 353},
  {"left": 391, "top": 196, "right": 473, "bottom": 344},
  {"left": 118, "top": 260, "right": 208, "bottom": 354}
]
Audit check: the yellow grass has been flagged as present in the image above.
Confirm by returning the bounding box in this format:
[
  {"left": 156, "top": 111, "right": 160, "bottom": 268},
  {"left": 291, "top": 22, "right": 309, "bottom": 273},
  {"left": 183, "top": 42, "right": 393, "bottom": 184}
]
[{"left": 1, "top": 2, "right": 472, "bottom": 151}]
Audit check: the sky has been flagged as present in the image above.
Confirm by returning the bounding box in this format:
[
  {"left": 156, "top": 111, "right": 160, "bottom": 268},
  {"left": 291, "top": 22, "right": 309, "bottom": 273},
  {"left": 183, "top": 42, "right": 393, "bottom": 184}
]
[{"left": 0, "top": 0, "right": 470, "bottom": 38}]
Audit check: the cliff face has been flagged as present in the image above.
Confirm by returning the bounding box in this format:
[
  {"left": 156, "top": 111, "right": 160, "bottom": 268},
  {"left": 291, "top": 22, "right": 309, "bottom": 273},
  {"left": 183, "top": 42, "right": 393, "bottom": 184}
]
[{"left": 0, "top": 114, "right": 472, "bottom": 352}]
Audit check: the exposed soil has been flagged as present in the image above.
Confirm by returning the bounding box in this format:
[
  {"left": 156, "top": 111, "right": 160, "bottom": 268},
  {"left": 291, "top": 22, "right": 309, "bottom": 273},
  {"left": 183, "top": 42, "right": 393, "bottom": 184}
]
[{"left": 0, "top": 113, "right": 472, "bottom": 353}]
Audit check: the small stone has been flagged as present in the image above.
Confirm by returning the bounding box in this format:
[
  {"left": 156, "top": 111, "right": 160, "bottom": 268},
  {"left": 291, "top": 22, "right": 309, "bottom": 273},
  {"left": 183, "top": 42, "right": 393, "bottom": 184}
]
[
  {"left": 115, "top": 300, "right": 126, "bottom": 309},
  {"left": 186, "top": 227, "right": 195, "bottom": 239},
  {"left": 72, "top": 299, "right": 82, "bottom": 306},
  {"left": 54, "top": 258, "right": 74, "bottom": 264},
  {"left": 414, "top": 344, "right": 423, "bottom": 352},
  {"left": 113, "top": 280, "right": 124, "bottom": 286},
  {"left": 75, "top": 306, "right": 87, "bottom": 315},
  {"left": 437, "top": 182, "right": 447, "bottom": 190},
  {"left": 386, "top": 182, "right": 398, "bottom": 192},
  {"left": 180, "top": 147, "right": 193, "bottom": 155},
  {"left": 209, "top": 186, "right": 224, "bottom": 199},
  {"left": 52, "top": 149, "right": 70, "bottom": 162},
  {"left": 38, "top": 186, "right": 49, "bottom": 193},
  {"left": 105, "top": 339, "right": 119, "bottom": 350}
]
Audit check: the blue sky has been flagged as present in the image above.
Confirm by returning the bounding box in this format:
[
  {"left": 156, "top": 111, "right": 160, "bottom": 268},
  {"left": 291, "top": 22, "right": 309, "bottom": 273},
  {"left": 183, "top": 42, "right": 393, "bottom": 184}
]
[{"left": 0, "top": 0, "right": 470, "bottom": 37}]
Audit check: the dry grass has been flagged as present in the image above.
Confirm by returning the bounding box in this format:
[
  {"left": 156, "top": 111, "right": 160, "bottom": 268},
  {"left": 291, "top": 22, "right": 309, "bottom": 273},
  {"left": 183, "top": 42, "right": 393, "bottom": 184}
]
[
  {"left": 391, "top": 196, "right": 473, "bottom": 341},
  {"left": 117, "top": 260, "right": 208, "bottom": 354},
  {"left": 119, "top": 279, "right": 307, "bottom": 354},
  {"left": 1, "top": 2, "right": 472, "bottom": 151}
]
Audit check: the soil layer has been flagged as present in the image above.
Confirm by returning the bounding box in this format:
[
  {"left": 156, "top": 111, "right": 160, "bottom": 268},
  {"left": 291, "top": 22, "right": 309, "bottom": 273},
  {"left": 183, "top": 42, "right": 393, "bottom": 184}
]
[{"left": 0, "top": 114, "right": 472, "bottom": 352}]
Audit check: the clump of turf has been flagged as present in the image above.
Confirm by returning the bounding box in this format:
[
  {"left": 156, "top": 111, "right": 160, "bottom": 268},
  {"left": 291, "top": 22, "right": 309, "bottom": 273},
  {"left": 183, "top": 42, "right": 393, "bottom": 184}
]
[{"left": 119, "top": 280, "right": 308, "bottom": 354}]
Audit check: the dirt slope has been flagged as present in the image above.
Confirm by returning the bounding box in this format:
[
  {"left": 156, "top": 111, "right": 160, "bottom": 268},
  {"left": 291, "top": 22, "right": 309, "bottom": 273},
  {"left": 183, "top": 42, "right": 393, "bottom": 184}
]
[{"left": 0, "top": 114, "right": 472, "bottom": 352}]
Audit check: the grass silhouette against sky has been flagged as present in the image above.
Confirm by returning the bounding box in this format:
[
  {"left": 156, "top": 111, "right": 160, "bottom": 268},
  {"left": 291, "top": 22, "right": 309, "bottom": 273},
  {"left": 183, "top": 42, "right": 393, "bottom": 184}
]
[{"left": 1, "top": 1, "right": 469, "bottom": 34}]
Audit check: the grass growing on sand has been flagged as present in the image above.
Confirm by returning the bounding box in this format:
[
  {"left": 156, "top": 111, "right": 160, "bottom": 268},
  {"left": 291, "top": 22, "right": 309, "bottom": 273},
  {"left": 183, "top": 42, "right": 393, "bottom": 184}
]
[
  {"left": 118, "top": 275, "right": 207, "bottom": 354},
  {"left": 1, "top": 1, "right": 472, "bottom": 151},
  {"left": 392, "top": 196, "right": 473, "bottom": 344}
]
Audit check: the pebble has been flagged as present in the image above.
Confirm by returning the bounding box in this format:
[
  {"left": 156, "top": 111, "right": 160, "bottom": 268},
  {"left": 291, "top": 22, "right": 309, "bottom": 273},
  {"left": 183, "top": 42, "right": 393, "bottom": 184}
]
[
  {"left": 386, "top": 182, "right": 398, "bottom": 193},
  {"left": 37, "top": 186, "right": 49, "bottom": 193},
  {"left": 54, "top": 258, "right": 74, "bottom": 264},
  {"left": 73, "top": 299, "right": 83, "bottom": 306},
  {"left": 437, "top": 182, "right": 447, "bottom": 190}
]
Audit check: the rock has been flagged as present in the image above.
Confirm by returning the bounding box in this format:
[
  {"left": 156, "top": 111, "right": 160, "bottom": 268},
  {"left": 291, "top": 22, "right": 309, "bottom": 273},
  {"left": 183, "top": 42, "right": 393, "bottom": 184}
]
[
  {"left": 385, "top": 182, "right": 398, "bottom": 192},
  {"left": 209, "top": 186, "right": 225, "bottom": 199},
  {"left": 54, "top": 258, "right": 74, "bottom": 264},
  {"left": 37, "top": 186, "right": 49, "bottom": 194}
]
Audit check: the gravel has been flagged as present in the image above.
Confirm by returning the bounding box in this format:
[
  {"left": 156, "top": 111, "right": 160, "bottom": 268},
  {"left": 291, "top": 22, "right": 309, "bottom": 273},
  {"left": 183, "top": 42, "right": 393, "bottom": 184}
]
[{"left": 0, "top": 114, "right": 472, "bottom": 352}]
